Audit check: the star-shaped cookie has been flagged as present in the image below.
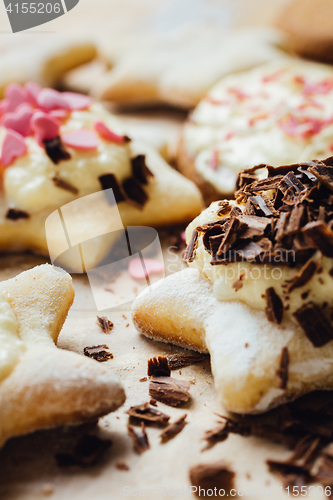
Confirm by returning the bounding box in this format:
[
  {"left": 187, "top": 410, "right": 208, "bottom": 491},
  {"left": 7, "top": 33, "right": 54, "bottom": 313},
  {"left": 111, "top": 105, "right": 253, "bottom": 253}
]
[
  {"left": 0, "top": 263, "right": 125, "bottom": 448},
  {"left": 132, "top": 158, "right": 333, "bottom": 414},
  {"left": 0, "top": 83, "right": 203, "bottom": 272}
]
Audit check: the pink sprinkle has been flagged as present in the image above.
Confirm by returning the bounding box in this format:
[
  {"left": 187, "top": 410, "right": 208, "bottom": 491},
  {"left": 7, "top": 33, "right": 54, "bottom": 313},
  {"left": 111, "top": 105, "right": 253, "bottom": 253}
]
[
  {"left": 330, "top": 144, "right": 333, "bottom": 152},
  {"left": 5, "top": 83, "right": 29, "bottom": 113},
  {"left": 2, "top": 104, "right": 35, "bottom": 137},
  {"left": 204, "top": 95, "right": 230, "bottom": 106},
  {"left": 209, "top": 149, "right": 219, "bottom": 170},
  {"left": 0, "top": 99, "right": 9, "bottom": 116},
  {"left": 49, "top": 109, "right": 69, "bottom": 120},
  {"left": 225, "top": 131, "right": 234, "bottom": 140},
  {"left": 262, "top": 69, "right": 285, "bottom": 83},
  {"left": 180, "top": 231, "right": 187, "bottom": 243},
  {"left": 62, "top": 129, "right": 99, "bottom": 150},
  {"left": 31, "top": 112, "right": 60, "bottom": 143},
  {"left": 227, "top": 87, "right": 249, "bottom": 101},
  {"left": 128, "top": 258, "right": 164, "bottom": 280},
  {"left": 62, "top": 92, "right": 92, "bottom": 110},
  {"left": 25, "top": 81, "right": 42, "bottom": 106},
  {"left": 1, "top": 130, "right": 27, "bottom": 167},
  {"left": 37, "top": 88, "right": 70, "bottom": 111},
  {"left": 94, "top": 121, "right": 127, "bottom": 143}
]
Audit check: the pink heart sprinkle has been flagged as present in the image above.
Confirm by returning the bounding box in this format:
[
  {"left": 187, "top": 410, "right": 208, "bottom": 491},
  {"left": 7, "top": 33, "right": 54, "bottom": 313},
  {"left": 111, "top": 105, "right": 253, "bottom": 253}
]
[
  {"left": 62, "top": 129, "right": 99, "bottom": 150},
  {"left": 94, "top": 121, "right": 126, "bottom": 143},
  {"left": 31, "top": 112, "right": 60, "bottom": 143},
  {"left": 0, "top": 99, "right": 9, "bottom": 116},
  {"left": 25, "top": 81, "right": 42, "bottom": 106},
  {"left": 128, "top": 258, "right": 164, "bottom": 280},
  {"left": 2, "top": 104, "right": 35, "bottom": 137},
  {"left": 37, "top": 88, "right": 70, "bottom": 111},
  {"left": 1, "top": 130, "right": 27, "bottom": 167},
  {"left": 49, "top": 109, "right": 69, "bottom": 120},
  {"left": 62, "top": 92, "right": 92, "bottom": 110},
  {"left": 5, "top": 83, "right": 29, "bottom": 113}
]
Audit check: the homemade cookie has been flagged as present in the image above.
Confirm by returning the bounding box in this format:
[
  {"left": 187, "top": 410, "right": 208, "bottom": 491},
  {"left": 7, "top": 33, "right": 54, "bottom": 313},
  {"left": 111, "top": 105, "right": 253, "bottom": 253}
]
[
  {"left": 276, "top": 0, "right": 333, "bottom": 64},
  {"left": 0, "top": 82, "right": 203, "bottom": 271},
  {"left": 178, "top": 59, "right": 333, "bottom": 204},
  {"left": 94, "top": 26, "right": 288, "bottom": 108},
  {"left": 0, "top": 36, "right": 96, "bottom": 97},
  {"left": 0, "top": 263, "right": 125, "bottom": 448},
  {"left": 133, "top": 158, "right": 333, "bottom": 414}
]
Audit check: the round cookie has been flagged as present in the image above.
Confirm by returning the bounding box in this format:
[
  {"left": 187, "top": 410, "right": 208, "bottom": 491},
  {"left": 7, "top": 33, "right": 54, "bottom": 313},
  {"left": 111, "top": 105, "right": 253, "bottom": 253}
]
[
  {"left": 276, "top": 0, "right": 333, "bottom": 64},
  {"left": 178, "top": 59, "right": 333, "bottom": 204}
]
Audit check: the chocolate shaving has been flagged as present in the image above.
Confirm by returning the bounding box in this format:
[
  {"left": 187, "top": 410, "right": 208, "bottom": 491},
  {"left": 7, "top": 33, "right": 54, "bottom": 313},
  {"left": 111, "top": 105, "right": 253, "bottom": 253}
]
[
  {"left": 99, "top": 173, "right": 126, "bottom": 204},
  {"left": 184, "top": 229, "right": 199, "bottom": 263},
  {"left": 122, "top": 177, "right": 148, "bottom": 209},
  {"left": 6, "top": 208, "right": 29, "bottom": 220},
  {"left": 160, "top": 414, "right": 187, "bottom": 442},
  {"left": 315, "top": 455, "right": 333, "bottom": 486},
  {"left": 56, "top": 435, "right": 111, "bottom": 467},
  {"left": 249, "top": 195, "right": 275, "bottom": 216},
  {"left": 286, "top": 259, "right": 316, "bottom": 293},
  {"left": 216, "top": 201, "right": 230, "bottom": 216},
  {"left": 131, "top": 155, "right": 154, "bottom": 185},
  {"left": 44, "top": 136, "right": 71, "bottom": 164},
  {"left": 308, "top": 163, "right": 333, "bottom": 192},
  {"left": 96, "top": 315, "right": 114, "bottom": 333},
  {"left": 127, "top": 422, "right": 150, "bottom": 453},
  {"left": 265, "top": 287, "right": 284, "bottom": 324},
  {"left": 125, "top": 402, "right": 170, "bottom": 424},
  {"left": 277, "top": 347, "right": 289, "bottom": 389},
  {"left": 166, "top": 353, "right": 206, "bottom": 370},
  {"left": 302, "top": 221, "right": 333, "bottom": 257},
  {"left": 293, "top": 302, "right": 333, "bottom": 347},
  {"left": 232, "top": 272, "right": 246, "bottom": 291},
  {"left": 52, "top": 176, "right": 78, "bottom": 195},
  {"left": 189, "top": 461, "right": 235, "bottom": 495},
  {"left": 149, "top": 376, "right": 190, "bottom": 406},
  {"left": 266, "top": 460, "right": 310, "bottom": 488},
  {"left": 83, "top": 345, "right": 113, "bottom": 362},
  {"left": 116, "top": 462, "right": 130, "bottom": 471},
  {"left": 147, "top": 356, "right": 171, "bottom": 377}
]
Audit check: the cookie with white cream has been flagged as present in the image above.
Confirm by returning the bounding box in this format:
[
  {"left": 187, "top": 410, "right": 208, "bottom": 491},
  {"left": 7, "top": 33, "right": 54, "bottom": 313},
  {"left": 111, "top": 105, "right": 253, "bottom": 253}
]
[
  {"left": 132, "top": 158, "right": 333, "bottom": 414},
  {"left": 178, "top": 59, "right": 333, "bottom": 203},
  {"left": 0, "top": 82, "right": 203, "bottom": 271}
]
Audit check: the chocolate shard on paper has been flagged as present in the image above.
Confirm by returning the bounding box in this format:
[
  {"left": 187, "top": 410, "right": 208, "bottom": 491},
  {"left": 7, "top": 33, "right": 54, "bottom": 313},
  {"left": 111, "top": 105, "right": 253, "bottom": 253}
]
[
  {"left": 160, "top": 414, "right": 187, "bottom": 442},
  {"left": 52, "top": 176, "right": 79, "bottom": 195},
  {"left": 266, "top": 460, "right": 311, "bottom": 488},
  {"left": 131, "top": 154, "right": 154, "bottom": 185},
  {"left": 83, "top": 345, "right": 113, "bottom": 362},
  {"left": 44, "top": 136, "right": 71, "bottom": 164},
  {"left": 97, "top": 315, "right": 114, "bottom": 333},
  {"left": 189, "top": 460, "right": 235, "bottom": 496},
  {"left": 56, "top": 435, "right": 111, "bottom": 468},
  {"left": 166, "top": 353, "right": 206, "bottom": 370},
  {"left": 125, "top": 402, "right": 170, "bottom": 424},
  {"left": 127, "top": 422, "right": 150, "bottom": 453},
  {"left": 286, "top": 259, "right": 316, "bottom": 293},
  {"left": 277, "top": 347, "right": 289, "bottom": 390},
  {"left": 265, "top": 287, "right": 284, "bottom": 324},
  {"left": 6, "top": 208, "right": 30, "bottom": 220},
  {"left": 147, "top": 356, "right": 171, "bottom": 377},
  {"left": 149, "top": 376, "right": 190, "bottom": 406},
  {"left": 293, "top": 302, "right": 333, "bottom": 347}
]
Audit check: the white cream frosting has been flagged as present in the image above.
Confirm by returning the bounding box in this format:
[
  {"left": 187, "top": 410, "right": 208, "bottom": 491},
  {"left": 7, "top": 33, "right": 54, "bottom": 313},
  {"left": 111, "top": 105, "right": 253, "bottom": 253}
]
[
  {"left": 0, "top": 292, "right": 25, "bottom": 382},
  {"left": 186, "top": 201, "right": 333, "bottom": 325},
  {"left": 2, "top": 103, "right": 132, "bottom": 215},
  {"left": 184, "top": 59, "right": 333, "bottom": 195}
]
